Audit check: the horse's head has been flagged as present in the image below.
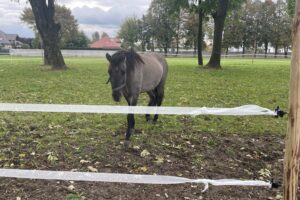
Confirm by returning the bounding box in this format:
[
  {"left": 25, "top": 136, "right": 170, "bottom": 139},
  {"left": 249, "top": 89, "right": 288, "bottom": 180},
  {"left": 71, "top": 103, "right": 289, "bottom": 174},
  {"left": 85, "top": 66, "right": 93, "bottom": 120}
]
[{"left": 106, "top": 52, "right": 127, "bottom": 102}]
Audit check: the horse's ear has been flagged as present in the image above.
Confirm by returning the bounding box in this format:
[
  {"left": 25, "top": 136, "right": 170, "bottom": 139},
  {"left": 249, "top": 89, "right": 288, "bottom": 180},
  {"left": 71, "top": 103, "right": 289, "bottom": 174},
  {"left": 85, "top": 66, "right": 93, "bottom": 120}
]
[{"left": 106, "top": 53, "right": 112, "bottom": 62}]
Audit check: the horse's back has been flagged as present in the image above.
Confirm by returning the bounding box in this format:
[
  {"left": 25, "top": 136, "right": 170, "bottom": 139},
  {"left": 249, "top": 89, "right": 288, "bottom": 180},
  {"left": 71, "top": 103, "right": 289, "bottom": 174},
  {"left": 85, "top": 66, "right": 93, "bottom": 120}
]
[{"left": 139, "top": 53, "right": 168, "bottom": 92}]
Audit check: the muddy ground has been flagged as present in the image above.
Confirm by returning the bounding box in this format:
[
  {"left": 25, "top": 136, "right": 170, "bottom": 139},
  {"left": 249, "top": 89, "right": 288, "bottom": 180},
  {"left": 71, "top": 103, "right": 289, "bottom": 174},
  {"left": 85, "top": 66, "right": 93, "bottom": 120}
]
[{"left": 0, "top": 131, "right": 296, "bottom": 200}]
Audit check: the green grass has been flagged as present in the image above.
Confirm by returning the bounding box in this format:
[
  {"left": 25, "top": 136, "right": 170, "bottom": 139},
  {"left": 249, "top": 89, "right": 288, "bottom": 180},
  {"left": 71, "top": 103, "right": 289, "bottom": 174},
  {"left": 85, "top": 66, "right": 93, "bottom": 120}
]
[{"left": 0, "top": 56, "right": 290, "bottom": 166}]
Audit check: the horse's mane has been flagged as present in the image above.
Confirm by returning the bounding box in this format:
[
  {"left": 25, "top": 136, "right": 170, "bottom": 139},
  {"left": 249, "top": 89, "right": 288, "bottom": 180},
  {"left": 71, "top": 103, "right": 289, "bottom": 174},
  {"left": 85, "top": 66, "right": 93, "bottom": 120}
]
[{"left": 110, "top": 49, "right": 144, "bottom": 71}]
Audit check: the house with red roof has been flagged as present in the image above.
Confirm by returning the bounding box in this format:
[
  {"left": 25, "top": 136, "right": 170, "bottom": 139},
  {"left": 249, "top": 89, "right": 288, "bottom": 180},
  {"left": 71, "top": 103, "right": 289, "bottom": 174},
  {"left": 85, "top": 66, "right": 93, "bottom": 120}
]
[{"left": 90, "top": 36, "right": 121, "bottom": 50}]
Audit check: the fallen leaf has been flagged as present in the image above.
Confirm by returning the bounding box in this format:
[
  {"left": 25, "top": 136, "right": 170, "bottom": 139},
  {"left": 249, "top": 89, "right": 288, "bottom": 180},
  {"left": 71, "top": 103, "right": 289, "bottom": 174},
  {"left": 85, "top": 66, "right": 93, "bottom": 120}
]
[
  {"left": 0, "top": 154, "right": 6, "bottom": 161},
  {"left": 80, "top": 159, "right": 90, "bottom": 164},
  {"left": 140, "top": 149, "right": 150, "bottom": 157},
  {"left": 258, "top": 168, "right": 271, "bottom": 178},
  {"left": 19, "top": 153, "right": 26, "bottom": 158},
  {"left": 154, "top": 156, "right": 164, "bottom": 165},
  {"left": 136, "top": 166, "right": 148, "bottom": 172},
  {"left": 133, "top": 146, "right": 140, "bottom": 150},
  {"left": 68, "top": 185, "right": 75, "bottom": 190},
  {"left": 87, "top": 166, "right": 98, "bottom": 172},
  {"left": 275, "top": 194, "right": 283, "bottom": 200},
  {"left": 164, "top": 193, "right": 169, "bottom": 198},
  {"left": 47, "top": 154, "right": 58, "bottom": 162}
]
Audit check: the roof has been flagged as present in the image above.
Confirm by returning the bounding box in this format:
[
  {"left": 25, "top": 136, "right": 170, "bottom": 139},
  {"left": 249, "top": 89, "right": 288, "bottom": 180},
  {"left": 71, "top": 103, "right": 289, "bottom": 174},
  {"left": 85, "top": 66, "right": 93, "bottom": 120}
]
[
  {"left": 90, "top": 36, "right": 121, "bottom": 49},
  {"left": 6, "top": 34, "right": 18, "bottom": 41}
]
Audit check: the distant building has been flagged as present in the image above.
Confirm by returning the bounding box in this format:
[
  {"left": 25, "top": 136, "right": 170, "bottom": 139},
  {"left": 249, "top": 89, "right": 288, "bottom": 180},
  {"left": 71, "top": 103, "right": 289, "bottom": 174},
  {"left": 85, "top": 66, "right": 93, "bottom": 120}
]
[
  {"left": 0, "top": 30, "right": 12, "bottom": 49},
  {"left": 0, "top": 30, "right": 27, "bottom": 49},
  {"left": 90, "top": 36, "right": 121, "bottom": 50}
]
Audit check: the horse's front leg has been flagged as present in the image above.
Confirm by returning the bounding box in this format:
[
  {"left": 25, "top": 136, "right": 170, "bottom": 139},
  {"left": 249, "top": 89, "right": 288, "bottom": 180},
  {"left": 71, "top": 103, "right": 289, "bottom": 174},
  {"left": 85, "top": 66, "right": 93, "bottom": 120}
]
[{"left": 124, "top": 95, "right": 138, "bottom": 149}]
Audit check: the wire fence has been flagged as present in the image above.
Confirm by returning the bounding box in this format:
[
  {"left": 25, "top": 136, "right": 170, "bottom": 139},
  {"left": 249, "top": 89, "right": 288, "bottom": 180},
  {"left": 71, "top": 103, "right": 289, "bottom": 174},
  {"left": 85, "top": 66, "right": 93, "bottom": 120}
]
[
  {"left": 0, "top": 50, "right": 291, "bottom": 67},
  {"left": 0, "top": 49, "right": 291, "bottom": 59}
]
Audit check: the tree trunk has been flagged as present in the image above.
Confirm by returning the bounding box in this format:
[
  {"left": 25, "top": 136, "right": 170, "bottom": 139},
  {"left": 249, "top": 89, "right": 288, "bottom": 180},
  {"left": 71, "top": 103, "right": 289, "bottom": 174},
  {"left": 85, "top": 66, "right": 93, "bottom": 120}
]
[
  {"left": 176, "top": 16, "right": 180, "bottom": 55},
  {"left": 141, "top": 42, "right": 146, "bottom": 52},
  {"left": 264, "top": 41, "right": 268, "bottom": 58},
  {"left": 242, "top": 44, "right": 245, "bottom": 57},
  {"left": 197, "top": 0, "right": 203, "bottom": 66},
  {"left": 176, "top": 37, "right": 179, "bottom": 55},
  {"left": 283, "top": 1, "right": 300, "bottom": 198},
  {"left": 194, "top": 39, "right": 197, "bottom": 56},
  {"left": 254, "top": 40, "right": 258, "bottom": 58},
  {"left": 284, "top": 45, "right": 288, "bottom": 58},
  {"left": 164, "top": 46, "right": 168, "bottom": 55},
  {"left": 29, "top": 0, "right": 66, "bottom": 70},
  {"left": 225, "top": 47, "right": 228, "bottom": 57},
  {"left": 274, "top": 44, "right": 278, "bottom": 58},
  {"left": 151, "top": 38, "right": 155, "bottom": 52},
  {"left": 205, "top": 0, "right": 229, "bottom": 69}
]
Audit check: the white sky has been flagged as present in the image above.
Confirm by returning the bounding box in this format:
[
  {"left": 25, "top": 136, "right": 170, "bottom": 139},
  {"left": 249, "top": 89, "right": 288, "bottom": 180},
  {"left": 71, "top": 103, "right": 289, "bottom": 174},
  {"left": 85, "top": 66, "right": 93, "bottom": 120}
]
[{"left": 0, "top": 0, "right": 151, "bottom": 38}]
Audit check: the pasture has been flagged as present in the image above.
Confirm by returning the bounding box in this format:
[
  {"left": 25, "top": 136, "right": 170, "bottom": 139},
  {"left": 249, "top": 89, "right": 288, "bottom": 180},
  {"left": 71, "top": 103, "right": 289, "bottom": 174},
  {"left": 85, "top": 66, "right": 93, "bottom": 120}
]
[{"left": 0, "top": 56, "right": 291, "bottom": 199}]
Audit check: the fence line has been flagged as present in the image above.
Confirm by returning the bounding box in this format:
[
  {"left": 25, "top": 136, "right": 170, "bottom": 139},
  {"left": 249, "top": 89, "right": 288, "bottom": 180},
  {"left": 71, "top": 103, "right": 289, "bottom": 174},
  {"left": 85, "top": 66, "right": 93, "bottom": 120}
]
[
  {"left": 0, "top": 103, "right": 282, "bottom": 192},
  {"left": 0, "top": 103, "right": 276, "bottom": 116},
  {"left": 0, "top": 168, "right": 274, "bottom": 193},
  {"left": 0, "top": 50, "right": 291, "bottom": 59}
]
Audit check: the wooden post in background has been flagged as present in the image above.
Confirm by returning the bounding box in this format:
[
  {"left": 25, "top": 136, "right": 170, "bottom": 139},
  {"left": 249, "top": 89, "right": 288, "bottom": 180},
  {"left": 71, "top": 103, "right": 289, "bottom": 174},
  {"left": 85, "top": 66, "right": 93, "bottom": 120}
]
[{"left": 284, "top": 0, "right": 300, "bottom": 199}]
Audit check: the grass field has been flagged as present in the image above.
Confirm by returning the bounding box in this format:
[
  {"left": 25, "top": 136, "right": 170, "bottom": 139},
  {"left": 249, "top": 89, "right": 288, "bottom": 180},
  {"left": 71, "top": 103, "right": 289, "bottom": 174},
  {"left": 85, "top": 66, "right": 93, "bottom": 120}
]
[
  {"left": 0, "top": 56, "right": 291, "bottom": 199},
  {"left": 0, "top": 56, "right": 290, "bottom": 134}
]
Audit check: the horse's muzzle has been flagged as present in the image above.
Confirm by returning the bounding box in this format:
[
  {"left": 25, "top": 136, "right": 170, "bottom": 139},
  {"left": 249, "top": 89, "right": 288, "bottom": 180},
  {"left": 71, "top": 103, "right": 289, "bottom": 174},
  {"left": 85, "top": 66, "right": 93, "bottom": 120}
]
[{"left": 112, "top": 91, "right": 122, "bottom": 102}]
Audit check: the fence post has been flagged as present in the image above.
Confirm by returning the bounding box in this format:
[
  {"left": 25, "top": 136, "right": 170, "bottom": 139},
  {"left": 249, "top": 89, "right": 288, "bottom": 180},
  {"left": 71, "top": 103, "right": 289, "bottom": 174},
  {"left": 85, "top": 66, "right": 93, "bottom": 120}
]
[{"left": 283, "top": 0, "right": 300, "bottom": 199}]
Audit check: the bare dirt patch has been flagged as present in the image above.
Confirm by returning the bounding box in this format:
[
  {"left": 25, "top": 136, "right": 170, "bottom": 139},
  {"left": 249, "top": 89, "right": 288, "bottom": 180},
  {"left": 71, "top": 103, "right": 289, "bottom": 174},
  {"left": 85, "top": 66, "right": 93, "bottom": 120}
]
[{"left": 0, "top": 131, "right": 293, "bottom": 200}]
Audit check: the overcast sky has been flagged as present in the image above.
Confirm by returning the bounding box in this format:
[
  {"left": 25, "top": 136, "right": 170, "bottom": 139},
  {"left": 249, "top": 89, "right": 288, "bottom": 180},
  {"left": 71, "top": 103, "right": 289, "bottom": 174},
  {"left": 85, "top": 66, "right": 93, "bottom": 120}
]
[{"left": 0, "top": 0, "right": 151, "bottom": 38}]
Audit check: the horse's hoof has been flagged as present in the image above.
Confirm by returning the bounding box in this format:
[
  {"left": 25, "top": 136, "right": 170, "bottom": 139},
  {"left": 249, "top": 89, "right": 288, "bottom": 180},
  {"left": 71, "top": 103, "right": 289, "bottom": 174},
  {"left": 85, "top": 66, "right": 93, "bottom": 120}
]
[{"left": 124, "top": 140, "right": 130, "bottom": 150}]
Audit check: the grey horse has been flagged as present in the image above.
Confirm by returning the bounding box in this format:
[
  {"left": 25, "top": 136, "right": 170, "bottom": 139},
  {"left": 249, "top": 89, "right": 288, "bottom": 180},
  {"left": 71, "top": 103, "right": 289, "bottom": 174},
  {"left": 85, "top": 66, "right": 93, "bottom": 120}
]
[{"left": 106, "top": 49, "right": 168, "bottom": 148}]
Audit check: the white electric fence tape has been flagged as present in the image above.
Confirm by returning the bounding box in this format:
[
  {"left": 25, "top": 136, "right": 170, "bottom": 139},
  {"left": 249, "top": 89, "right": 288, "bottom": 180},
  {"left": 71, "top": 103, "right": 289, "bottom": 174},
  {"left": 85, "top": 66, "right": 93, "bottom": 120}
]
[
  {"left": 0, "top": 103, "right": 276, "bottom": 116},
  {"left": 0, "top": 103, "right": 276, "bottom": 191},
  {"left": 0, "top": 169, "right": 272, "bottom": 192}
]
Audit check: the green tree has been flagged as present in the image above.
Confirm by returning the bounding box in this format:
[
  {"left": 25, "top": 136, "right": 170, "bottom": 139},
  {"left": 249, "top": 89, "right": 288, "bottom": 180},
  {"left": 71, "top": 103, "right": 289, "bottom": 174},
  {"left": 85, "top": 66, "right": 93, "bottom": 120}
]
[
  {"left": 183, "top": 11, "right": 199, "bottom": 54},
  {"left": 92, "top": 31, "right": 100, "bottom": 42},
  {"left": 288, "top": 0, "right": 295, "bottom": 17},
  {"left": 64, "top": 31, "right": 90, "bottom": 48},
  {"left": 101, "top": 32, "right": 109, "bottom": 39},
  {"left": 223, "top": 0, "right": 260, "bottom": 55},
  {"left": 246, "top": 0, "right": 262, "bottom": 56},
  {"left": 271, "top": 0, "right": 292, "bottom": 57},
  {"left": 148, "top": 0, "right": 177, "bottom": 54},
  {"left": 118, "top": 17, "right": 140, "bottom": 49},
  {"left": 222, "top": 10, "right": 243, "bottom": 54},
  {"left": 256, "top": 0, "right": 276, "bottom": 57},
  {"left": 169, "top": 0, "right": 204, "bottom": 64},
  {"left": 31, "top": 32, "right": 42, "bottom": 49},
  {"left": 137, "top": 15, "right": 151, "bottom": 52},
  {"left": 21, "top": 4, "right": 80, "bottom": 49},
  {"left": 165, "top": 0, "right": 188, "bottom": 55}
]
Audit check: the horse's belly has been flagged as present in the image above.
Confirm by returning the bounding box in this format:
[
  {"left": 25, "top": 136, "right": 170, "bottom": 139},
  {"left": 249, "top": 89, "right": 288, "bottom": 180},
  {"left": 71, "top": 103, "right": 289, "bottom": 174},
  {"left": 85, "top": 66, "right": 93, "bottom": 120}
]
[
  {"left": 141, "top": 71, "right": 163, "bottom": 92},
  {"left": 139, "top": 54, "right": 164, "bottom": 92}
]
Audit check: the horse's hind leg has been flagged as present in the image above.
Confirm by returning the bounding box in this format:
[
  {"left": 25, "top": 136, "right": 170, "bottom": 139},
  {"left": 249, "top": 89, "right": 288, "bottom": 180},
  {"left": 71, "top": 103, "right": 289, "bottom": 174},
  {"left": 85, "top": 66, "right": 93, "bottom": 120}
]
[
  {"left": 153, "top": 87, "right": 164, "bottom": 122},
  {"left": 146, "top": 91, "right": 156, "bottom": 121}
]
